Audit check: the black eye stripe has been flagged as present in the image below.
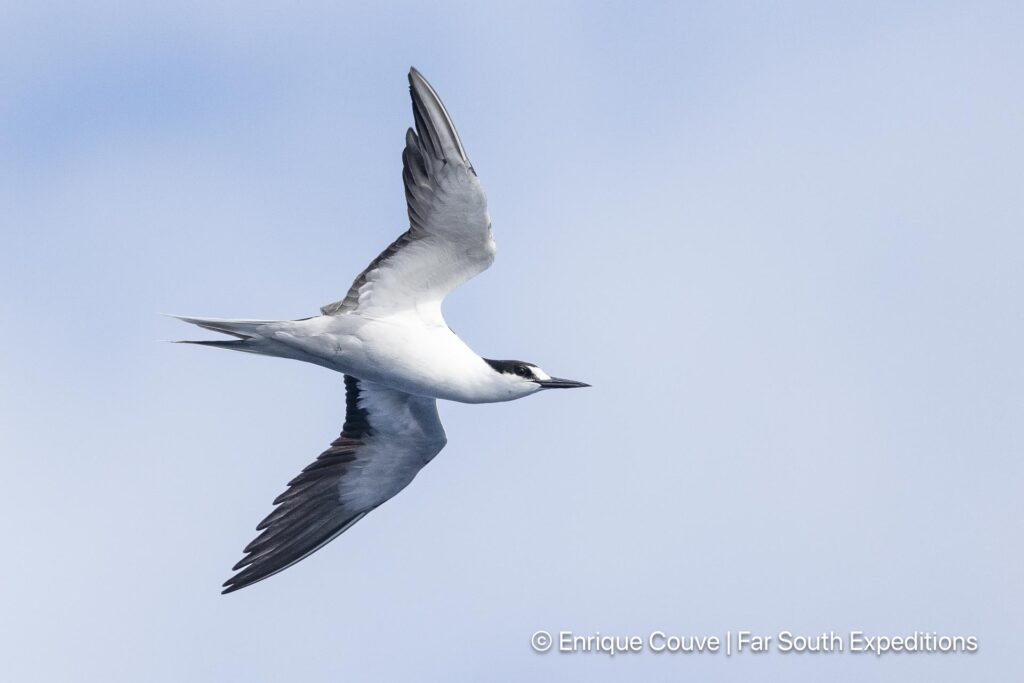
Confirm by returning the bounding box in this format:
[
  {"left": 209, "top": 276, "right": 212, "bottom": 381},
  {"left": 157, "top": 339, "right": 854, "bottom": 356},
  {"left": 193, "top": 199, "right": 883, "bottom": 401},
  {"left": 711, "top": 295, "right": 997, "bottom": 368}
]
[{"left": 483, "top": 358, "right": 538, "bottom": 379}]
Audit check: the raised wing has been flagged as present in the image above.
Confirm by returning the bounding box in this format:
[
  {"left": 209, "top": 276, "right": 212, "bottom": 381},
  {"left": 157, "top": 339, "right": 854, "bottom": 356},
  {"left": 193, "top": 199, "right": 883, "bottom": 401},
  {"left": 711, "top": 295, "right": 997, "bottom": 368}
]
[
  {"left": 222, "top": 376, "right": 447, "bottom": 593},
  {"left": 321, "top": 68, "right": 494, "bottom": 322}
]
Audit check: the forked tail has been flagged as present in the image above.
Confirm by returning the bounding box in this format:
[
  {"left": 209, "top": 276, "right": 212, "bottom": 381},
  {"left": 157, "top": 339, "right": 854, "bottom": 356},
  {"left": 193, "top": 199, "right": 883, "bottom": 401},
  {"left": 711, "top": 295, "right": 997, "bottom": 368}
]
[{"left": 168, "top": 315, "right": 280, "bottom": 354}]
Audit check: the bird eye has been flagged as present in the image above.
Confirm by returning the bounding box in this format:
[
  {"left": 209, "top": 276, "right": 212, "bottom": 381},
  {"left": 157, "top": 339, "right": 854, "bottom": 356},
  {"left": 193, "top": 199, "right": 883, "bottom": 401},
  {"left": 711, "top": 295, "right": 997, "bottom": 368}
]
[{"left": 515, "top": 366, "right": 531, "bottom": 378}]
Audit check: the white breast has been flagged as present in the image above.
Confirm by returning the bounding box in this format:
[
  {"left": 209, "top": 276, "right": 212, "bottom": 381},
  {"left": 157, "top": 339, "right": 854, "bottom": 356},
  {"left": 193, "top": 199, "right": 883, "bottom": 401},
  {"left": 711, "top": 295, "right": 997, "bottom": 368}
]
[{"left": 269, "top": 314, "right": 517, "bottom": 403}]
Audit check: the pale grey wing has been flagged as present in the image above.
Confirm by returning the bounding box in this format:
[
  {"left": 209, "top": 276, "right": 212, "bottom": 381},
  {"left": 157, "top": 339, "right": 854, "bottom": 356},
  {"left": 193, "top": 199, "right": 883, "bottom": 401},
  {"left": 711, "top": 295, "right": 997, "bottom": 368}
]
[
  {"left": 321, "top": 68, "right": 494, "bottom": 323},
  {"left": 222, "top": 376, "right": 447, "bottom": 594}
]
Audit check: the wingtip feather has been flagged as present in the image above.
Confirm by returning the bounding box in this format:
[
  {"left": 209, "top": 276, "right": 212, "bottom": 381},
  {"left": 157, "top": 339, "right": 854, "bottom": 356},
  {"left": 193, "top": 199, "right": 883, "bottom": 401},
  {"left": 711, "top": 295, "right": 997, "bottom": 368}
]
[{"left": 406, "top": 68, "right": 469, "bottom": 164}]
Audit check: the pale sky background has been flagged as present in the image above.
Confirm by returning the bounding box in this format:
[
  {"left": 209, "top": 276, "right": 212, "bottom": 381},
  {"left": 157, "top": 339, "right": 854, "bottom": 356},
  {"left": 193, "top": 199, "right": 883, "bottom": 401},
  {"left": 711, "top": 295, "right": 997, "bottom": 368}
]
[{"left": 2, "top": 1, "right": 1021, "bottom": 680}]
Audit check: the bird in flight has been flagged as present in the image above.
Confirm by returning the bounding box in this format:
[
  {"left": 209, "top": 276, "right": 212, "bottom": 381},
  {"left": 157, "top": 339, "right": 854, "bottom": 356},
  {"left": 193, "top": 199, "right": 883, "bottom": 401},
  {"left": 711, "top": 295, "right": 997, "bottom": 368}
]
[{"left": 173, "top": 68, "right": 588, "bottom": 594}]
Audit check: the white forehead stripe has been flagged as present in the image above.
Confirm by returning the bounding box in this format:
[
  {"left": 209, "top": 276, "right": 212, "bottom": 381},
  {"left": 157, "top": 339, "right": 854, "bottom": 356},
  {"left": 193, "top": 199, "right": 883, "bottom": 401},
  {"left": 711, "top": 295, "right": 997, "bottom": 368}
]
[{"left": 530, "top": 367, "right": 551, "bottom": 381}]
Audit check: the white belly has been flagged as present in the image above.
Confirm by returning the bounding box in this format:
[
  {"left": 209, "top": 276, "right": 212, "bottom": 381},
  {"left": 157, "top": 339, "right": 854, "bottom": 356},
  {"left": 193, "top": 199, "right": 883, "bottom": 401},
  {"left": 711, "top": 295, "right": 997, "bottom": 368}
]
[{"left": 268, "top": 314, "right": 502, "bottom": 403}]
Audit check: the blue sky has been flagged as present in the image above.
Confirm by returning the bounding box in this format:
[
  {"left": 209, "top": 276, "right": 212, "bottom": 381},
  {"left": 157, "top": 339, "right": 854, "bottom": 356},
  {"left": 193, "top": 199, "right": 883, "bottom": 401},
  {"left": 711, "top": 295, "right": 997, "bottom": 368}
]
[{"left": 2, "top": 2, "right": 1021, "bottom": 680}]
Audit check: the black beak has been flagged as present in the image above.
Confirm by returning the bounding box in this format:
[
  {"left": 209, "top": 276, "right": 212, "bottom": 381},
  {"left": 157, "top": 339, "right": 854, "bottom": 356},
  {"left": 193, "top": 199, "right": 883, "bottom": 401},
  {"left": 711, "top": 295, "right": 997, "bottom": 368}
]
[{"left": 536, "top": 377, "right": 591, "bottom": 389}]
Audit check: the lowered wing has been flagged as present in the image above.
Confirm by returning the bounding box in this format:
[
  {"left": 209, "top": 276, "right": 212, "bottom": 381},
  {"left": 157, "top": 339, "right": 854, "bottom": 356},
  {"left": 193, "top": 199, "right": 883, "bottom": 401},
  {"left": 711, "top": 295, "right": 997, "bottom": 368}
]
[{"left": 222, "top": 376, "right": 447, "bottom": 593}]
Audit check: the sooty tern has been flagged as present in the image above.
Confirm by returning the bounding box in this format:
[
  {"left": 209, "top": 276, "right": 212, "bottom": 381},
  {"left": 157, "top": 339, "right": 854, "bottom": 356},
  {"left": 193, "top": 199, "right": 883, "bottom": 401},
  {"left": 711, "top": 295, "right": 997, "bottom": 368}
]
[{"left": 173, "top": 68, "right": 588, "bottom": 594}]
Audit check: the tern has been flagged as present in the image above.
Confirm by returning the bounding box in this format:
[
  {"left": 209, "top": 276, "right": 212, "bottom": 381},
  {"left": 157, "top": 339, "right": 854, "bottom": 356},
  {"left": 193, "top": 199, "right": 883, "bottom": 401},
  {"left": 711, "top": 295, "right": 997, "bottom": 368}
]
[{"left": 174, "top": 68, "right": 588, "bottom": 594}]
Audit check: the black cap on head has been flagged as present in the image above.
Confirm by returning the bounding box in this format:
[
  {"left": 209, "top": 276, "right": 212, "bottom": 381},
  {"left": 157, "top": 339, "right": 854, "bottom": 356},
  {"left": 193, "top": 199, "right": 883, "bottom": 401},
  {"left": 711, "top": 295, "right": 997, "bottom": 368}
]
[{"left": 483, "top": 358, "right": 590, "bottom": 388}]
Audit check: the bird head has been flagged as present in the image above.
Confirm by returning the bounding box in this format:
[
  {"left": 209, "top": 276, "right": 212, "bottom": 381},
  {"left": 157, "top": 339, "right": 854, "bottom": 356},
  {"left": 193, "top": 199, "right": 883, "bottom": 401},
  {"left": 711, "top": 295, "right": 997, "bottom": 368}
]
[{"left": 483, "top": 358, "right": 590, "bottom": 398}]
